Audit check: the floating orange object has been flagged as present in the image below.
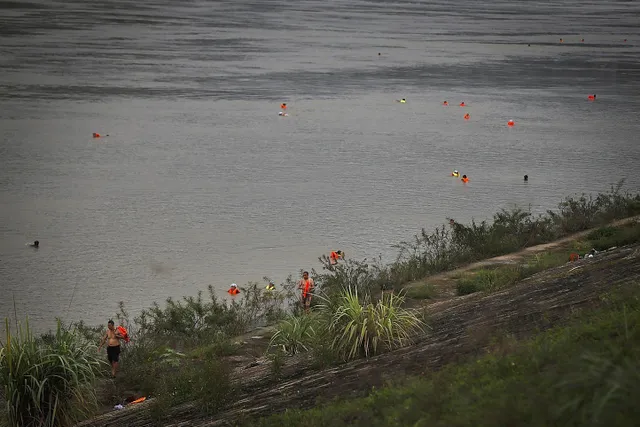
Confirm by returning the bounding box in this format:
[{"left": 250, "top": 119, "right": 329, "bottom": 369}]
[
  {"left": 280, "top": 103, "right": 287, "bottom": 110},
  {"left": 464, "top": 113, "right": 470, "bottom": 120},
  {"left": 507, "top": 119, "right": 515, "bottom": 127},
  {"left": 130, "top": 397, "right": 146, "bottom": 405},
  {"left": 588, "top": 94, "right": 596, "bottom": 100},
  {"left": 459, "top": 102, "right": 465, "bottom": 107},
  {"left": 443, "top": 101, "right": 448, "bottom": 106},
  {"left": 569, "top": 253, "right": 580, "bottom": 262},
  {"left": 92, "top": 133, "right": 100, "bottom": 138}
]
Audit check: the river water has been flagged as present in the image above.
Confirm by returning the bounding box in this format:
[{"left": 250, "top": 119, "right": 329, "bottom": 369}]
[{"left": 1, "top": 0, "right": 639, "bottom": 331}]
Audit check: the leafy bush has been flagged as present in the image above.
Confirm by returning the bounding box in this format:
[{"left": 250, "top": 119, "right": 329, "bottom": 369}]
[
  {"left": 586, "top": 222, "right": 640, "bottom": 251},
  {"left": 269, "top": 314, "right": 319, "bottom": 355},
  {"left": 403, "top": 283, "right": 437, "bottom": 300},
  {"left": 455, "top": 252, "right": 569, "bottom": 296},
  {"left": 320, "top": 288, "right": 425, "bottom": 361},
  {"left": 150, "top": 358, "right": 232, "bottom": 420},
  {"left": 0, "top": 319, "right": 105, "bottom": 427},
  {"left": 456, "top": 267, "right": 523, "bottom": 295}
]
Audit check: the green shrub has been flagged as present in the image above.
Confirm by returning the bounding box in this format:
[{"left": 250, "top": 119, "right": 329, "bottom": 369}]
[
  {"left": 456, "top": 267, "right": 522, "bottom": 295},
  {"left": 0, "top": 319, "right": 105, "bottom": 427},
  {"left": 269, "top": 314, "right": 319, "bottom": 355},
  {"left": 586, "top": 222, "right": 640, "bottom": 251},
  {"left": 404, "top": 283, "right": 437, "bottom": 300},
  {"left": 321, "top": 288, "right": 425, "bottom": 360},
  {"left": 150, "top": 358, "right": 232, "bottom": 420}
]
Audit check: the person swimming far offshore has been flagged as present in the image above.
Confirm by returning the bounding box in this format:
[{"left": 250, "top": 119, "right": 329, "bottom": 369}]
[
  {"left": 395, "top": 98, "right": 407, "bottom": 103},
  {"left": 451, "top": 170, "right": 460, "bottom": 177}
]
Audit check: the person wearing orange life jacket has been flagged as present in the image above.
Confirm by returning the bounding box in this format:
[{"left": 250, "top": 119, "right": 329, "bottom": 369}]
[
  {"left": 461, "top": 174, "right": 469, "bottom": 183},
  {"left": 280, "top": 103, "right": 287, "bottom": 110},
  {"left": 329, "top": 250, "right": 345, "bottom": 265},
  {"left": 297, "top": 271, "right": 315, "bottom": 312},
  {"left": 98, "top": 320, "right": 124, "bottom": 378},
  {"left": 228, "top": 283, "right": 240, "bottom": 295}
]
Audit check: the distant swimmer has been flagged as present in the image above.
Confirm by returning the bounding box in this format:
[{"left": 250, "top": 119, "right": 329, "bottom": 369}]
[
  {"left": 464, "top": 113, "right": 470, "bottom": 120},
  {"left": 443, "top": 101, "right": 449, "bottom": 106},
  {"left": 459, "top": 102, "right": 465, "bottom": 107},
  {"left": 588, "top": 94, "right": 596, "bottom": 100},
  {"left": 329, "top": 250, "right": 345, "bottom": 265},
  {"left": 378, "top": 52, "right": 381, "bottom": 56},
  {"left": 266, "top": 281, "right": 276, "bottom": 291},
  {"left": 228, "top": 283, "right": 240, "bottom": 295},
  {"left": 451, "top": 170, "right": 460, "bottom": 177},
  {"left": 396, "top": 98, "right": 406, "bottom": 103},
  {"left": 28, "top": 240, "right": 39, "bottom": 248},
  {"left": 461, "top": 174, "right": 469, "bottom": 183},
  {"left": 524, "top": 175, "right": 529, "bottom": 181},
  {"left": 278, "top": 112, "right": 288, "bottom": 117},
  {"left": 280, "top": 103, "right": 287, "bottom": 110}
]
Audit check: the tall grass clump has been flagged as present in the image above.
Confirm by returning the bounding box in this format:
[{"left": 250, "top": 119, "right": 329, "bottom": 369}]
[
  {"left": 269, "top": 314, "right": 318, "bottom": 355},
  {"left": 0, "top": 319, "right": 105, "bottom": 427},
  {"left": 320, "top": 288, "right": 425, "bottom": 361}
]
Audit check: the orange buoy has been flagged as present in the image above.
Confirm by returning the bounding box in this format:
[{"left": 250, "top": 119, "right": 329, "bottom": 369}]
[
  {"left": 92, "top": 133, "right": 100, "bottom": 138},
  {"left": 507, "top": 119, "right": 515, "bottom": 127},
  {"left": 588, "top": 94, "right": 596, "bottom": 100},
  {"left": 459, "top": 102, "right": 465, "bottom": 107},
  {"left": 443, "top": 101, "right": 448, "bottom": 106},
  {"left": 464, "top": 113, "right": 470, "bottom": 120}
]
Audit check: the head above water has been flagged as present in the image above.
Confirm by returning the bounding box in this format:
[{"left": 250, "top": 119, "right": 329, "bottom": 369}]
[
  {"left": 230, "top": 283, "right": 237, "bottom": 288},
  {"left": 33, "top": 240, "right": 39, "bottom": 247},
  {"left": 462, "top": 175, "right": 467, "bottom": 178}
]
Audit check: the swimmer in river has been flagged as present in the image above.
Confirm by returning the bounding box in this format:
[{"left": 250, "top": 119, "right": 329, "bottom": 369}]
[{"left": 28, "top": 240, "right": 39, "bottom": 248}]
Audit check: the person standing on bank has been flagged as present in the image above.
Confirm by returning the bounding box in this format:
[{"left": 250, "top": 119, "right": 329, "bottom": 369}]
[
  {"left": 297, "top": 271, "right": 315, "bottom": 313},
  {"left": 98, "top": 320, "right": 124, "bottom": 378}
]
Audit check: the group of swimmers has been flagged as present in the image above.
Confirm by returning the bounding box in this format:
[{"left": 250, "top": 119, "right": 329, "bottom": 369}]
[
  {"left": 451, "top": 170, "right": 469, "bottom": 183},
  {"left": 226, "top": 249, "right": 345, "bottom": 312}
]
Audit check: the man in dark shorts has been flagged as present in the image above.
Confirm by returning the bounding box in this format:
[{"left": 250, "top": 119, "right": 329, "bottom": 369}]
[
  {"left": 98, "top": 320, "right": 123, "bottom": 378},
  {"left": 297, "top": 271, "right": 315, "bottom": 313}
]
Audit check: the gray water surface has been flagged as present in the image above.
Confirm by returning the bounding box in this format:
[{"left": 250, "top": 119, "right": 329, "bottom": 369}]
[{"left": 1, "top": 0, "right": 640, "bottom": 331}]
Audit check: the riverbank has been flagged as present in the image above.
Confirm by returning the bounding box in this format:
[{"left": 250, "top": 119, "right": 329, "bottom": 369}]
[
  {"left": 78, "top": 235, "right": 640, "bottom": 426},
  {"left": 3, "top": 188, "right": 640, "bottom": 427}
]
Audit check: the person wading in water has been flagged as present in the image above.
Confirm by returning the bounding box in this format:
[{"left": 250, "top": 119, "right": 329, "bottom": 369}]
[
  {"left": 297, "top": 271, "right": 315, "bottom": 313},
  {"left": 98, "top": 320, "right": 124, "bottom": 378}
]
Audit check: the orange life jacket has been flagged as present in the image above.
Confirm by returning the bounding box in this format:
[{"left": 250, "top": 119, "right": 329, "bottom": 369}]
[
  {"left": 300, "top": 279, "right": 313, "bottom": 297},
  {"left": 117, "top": 326, "right": 130, "bottom": 343},
  {"left": 462, "top": 177, "right": 469, "bottom": 183},
  {"left": 228, "top": 287, "right": 239, "bottom": 295}
]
